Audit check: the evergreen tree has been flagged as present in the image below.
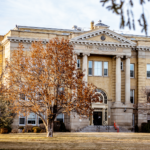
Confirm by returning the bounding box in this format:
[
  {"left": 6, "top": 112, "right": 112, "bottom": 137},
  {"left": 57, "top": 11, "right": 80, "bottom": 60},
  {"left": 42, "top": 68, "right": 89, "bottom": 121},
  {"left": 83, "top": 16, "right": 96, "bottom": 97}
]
[{"left": 0, "top": 96, "right": 13, "bottom": 129}]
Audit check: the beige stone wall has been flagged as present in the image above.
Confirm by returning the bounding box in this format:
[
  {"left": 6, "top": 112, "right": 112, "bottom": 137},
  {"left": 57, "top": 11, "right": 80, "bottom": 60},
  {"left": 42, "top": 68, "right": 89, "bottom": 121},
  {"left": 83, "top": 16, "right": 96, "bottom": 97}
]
[
  {"left": 2, "top": 25, "right": 150, "bottom": 130},
  {"left": 88, "top": 55, "right": 112, "bottom": 100}
]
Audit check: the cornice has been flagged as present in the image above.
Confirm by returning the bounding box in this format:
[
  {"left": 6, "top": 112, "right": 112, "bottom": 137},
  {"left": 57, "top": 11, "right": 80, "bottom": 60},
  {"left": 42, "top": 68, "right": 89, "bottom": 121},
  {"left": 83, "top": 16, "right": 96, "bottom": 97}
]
[
  {"left": 71, "top": 28, "right": 136, "bottom": 45},
  {"left": 70, "top": 40, "right": 135, "bottom": 48},
  {"left": 132, "top": 46, "right": 150, "bottom": 51},
  {"left": 2, "top": 36, "right": 49, "bottom": 45}
]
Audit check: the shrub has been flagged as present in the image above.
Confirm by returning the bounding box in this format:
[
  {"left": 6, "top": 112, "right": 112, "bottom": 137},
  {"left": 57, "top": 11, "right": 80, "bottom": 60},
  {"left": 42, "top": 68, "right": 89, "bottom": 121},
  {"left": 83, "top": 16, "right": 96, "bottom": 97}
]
[
  {"left": 40, "top": 129, "right": 46, "bottom": 133},
  {"left": 25, "top": 125, "right": 33, "bottom": 132},
  {"left": 54, "top": 121, "right": 61, "bottom": 131},
  {"left": 18, "top": 126, "right": 24, "bottom": 129},
  {"left": 39, "top": 124, "right": 45, "bottom": 129},
  {"left": 59, "top": 122, "right": 66, "bottom": 132},
  {"left": 32, "top": 127, "right": 41, "bottom": 133},
  {"left": 141, "top": 123, "right": 150, "bottom": 132},
  {"left": 22, "top": 129, "right": 25, "bottom": 133},
  {"left": 0, "top": 128, "right": 8, "bottom": 134},
  {"left": 11, "top": 128, "right": 18, "bottom": 133}
]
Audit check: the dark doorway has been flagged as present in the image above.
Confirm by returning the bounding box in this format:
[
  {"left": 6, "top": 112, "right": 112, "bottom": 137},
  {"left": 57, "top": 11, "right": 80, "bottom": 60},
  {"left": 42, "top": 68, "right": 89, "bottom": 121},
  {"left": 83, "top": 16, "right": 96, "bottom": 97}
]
[{"left": 93, "top": 112, "right": 102, "bottom": 125}]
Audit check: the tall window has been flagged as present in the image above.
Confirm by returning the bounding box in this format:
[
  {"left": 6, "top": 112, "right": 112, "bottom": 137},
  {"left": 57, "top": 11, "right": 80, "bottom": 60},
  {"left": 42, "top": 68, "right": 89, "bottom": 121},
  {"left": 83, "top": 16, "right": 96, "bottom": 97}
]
[
  {"left": 58, "top": 87, "right": 64, "bottom": 95},
  {"left": 130, "top": 64, "right": 134, "bottom": 78},
  {"left": 20, "top": 93, "right": 25, "bottom": 100},
  {"left": 56, "top": 113, "right": 64, "bottom": 122},
  {"left": 147, "top": 64, "right": 150, "bottom": 78},
  {"left": 121, "top": 62, "right": 123, "bottom": 70},
  {"left": 132, "top": 114, "right": 135, "bottom": 127},
  {"left": 38, "top": 113, "right": 44, "bottom": 125},
  {"left": 27, "top": 113, "right": 36, "bottom": 125},
  {"left": 77, "top": 59, "right": 80, "bottom": 68},
  {"left": 94, "top": 61, "right": 102, "bottom": 76},
  {"left": 104, "top": 62, "right": 108, "bottom": 76},
  {"left": 88, "top": 61, "right": 92, "bottom": 75},
  {"left": 19, "top": 113, "right": 25, "bottom": 125},
  {"left": 130, "top": 90, "right": 134, "bottom": 103}
]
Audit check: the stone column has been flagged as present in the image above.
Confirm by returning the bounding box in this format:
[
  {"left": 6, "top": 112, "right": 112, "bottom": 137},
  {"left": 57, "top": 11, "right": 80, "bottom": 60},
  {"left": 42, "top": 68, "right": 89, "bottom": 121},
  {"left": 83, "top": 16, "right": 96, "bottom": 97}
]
[
  {"left": 82, "top": 53, "right": 90, "bottom": 82},
  {"left": 73, "top": 54, "right": 77, "bottom": 70},
  {"left": 125, "top": 56, "right": 131, "bottom": 105},
  {"left": 115, "top": 55, "right": 123, "bottom": 104}
]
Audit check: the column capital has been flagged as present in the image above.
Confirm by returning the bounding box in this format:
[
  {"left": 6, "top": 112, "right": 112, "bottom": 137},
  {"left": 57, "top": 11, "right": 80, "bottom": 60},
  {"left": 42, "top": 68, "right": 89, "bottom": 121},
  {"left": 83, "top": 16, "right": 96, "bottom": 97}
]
[
  {"left": 125, "top": 55, "right": 131, "bottom": 59},
  {"left": 73, "top": 51, "right": 80, "bottom": 55},
  {"left": 83, "top": 53, "right": 90, "bottom": 56},
  {"left": 115, "top": 55, "right": 123, "bottom": 59}
]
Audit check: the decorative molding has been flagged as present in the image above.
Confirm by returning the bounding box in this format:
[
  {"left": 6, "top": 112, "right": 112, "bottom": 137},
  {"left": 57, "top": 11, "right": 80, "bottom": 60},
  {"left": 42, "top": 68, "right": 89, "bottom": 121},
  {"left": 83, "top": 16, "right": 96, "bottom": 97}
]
[
  {"left": 71, "top": 40, "right": 135, "bottom": 48},
  {"left": 97, "top": 46, "right": 116, "bottom": 52},
  {"left": 71, "top": 28, "right": 136, "bottom": 45},
  {"left": 83, "top": 53, "right": 90, "bottom": 56},
  {"left": 73, "top": 51, "right": 80, "bottom": 55},
  {"left": 132, "top": 46, "right": 150, "bottom": 51},
  {"left": 116, "top": 55, "right": 124, "bottom": 59},
  {"left": 2, "top": 37, "right": 49, "bottom": 45},
  {"left": 125, "top": 55, "right": 131, "bottom": 59}
]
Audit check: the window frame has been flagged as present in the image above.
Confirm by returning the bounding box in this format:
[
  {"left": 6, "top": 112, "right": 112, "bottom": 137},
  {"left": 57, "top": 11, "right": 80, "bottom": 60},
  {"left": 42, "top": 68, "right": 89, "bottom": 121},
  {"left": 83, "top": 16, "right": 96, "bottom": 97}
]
[
  {"left": 77, "top": 59, "right": 80, "bottom": 68},
  {"left": 56, "top": 113, "right": 64, "bottom": 123},
  {"left": 27, "top": 112, "right": 36, "bottom": 126},
  {"left": 94, "top": 61, "right": 102, "bottom": 76},
  {"left": 19, "top": 113, "right": 26, "bottom": 126},
  {"left": 130, "top": 89, "right": 134, "bottom": 104},
  {"left": 38, "top": 114, "right": 45, "bottom": 125},
  {"left": 147, "top": 64, "right": 150, "bottom": 78},
  {"left": 121, "top": 62, "right": 123, "bottom": 70},
  {"left": 103, "top": 62, "right": 108, "bottom": 77},
  {"left": 130, "top": 64, "right": 135, "bottom": 78},
  {"left": 88, "top": 61, "right": 93, "bottom": 76}
]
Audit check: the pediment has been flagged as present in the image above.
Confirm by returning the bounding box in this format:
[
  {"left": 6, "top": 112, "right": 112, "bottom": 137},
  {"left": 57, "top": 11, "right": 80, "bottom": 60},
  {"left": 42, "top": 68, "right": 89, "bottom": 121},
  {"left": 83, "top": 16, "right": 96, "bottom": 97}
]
[
  {"left": 87, "top": 34, "right": 120, "bottom": 43},
  {"left": 71, "top": 28, "right": 136, "bottom": 45}
]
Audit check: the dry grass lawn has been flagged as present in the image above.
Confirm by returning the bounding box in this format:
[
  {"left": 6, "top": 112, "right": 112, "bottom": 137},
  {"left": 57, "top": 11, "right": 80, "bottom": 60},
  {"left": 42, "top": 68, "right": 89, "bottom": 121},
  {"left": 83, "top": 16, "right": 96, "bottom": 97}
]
[{"left": 0, "top": 132, "right": 150, "bottom": 150}]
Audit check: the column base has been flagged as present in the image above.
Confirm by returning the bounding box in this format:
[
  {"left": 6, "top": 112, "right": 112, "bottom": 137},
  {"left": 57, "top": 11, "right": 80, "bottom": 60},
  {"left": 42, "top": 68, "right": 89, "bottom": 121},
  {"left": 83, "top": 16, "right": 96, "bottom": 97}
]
[{"left": 111, "top": 102, "right": 133, "bottom": 130}]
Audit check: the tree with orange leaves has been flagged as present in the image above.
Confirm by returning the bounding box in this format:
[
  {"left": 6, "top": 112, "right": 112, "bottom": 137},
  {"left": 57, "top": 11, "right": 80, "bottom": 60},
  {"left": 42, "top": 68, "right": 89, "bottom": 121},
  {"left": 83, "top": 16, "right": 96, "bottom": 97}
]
[{"left": 3, "top": 38, "right": 99, "bottom": 137}]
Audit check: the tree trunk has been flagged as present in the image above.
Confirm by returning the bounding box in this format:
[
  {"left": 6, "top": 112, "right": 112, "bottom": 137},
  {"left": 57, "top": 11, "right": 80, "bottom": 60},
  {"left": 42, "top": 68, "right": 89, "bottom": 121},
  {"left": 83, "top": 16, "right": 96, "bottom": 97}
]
[{"left": 46, "top": 118, "right": 54, "bottom": 137}]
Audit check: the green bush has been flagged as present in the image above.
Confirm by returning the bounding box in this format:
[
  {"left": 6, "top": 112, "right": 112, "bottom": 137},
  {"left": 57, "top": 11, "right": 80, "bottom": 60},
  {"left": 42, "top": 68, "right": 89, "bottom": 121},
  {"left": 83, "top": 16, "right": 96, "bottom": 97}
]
[{"left": 32, "top": 126, "right": 41, "bottom": 133}]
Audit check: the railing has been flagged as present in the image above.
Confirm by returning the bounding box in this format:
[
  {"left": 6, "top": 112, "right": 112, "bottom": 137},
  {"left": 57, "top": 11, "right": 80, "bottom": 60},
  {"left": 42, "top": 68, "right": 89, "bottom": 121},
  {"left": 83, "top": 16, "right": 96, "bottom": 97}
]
[{"left": 114, "top": 121, "right": 119, "bottom": 132}]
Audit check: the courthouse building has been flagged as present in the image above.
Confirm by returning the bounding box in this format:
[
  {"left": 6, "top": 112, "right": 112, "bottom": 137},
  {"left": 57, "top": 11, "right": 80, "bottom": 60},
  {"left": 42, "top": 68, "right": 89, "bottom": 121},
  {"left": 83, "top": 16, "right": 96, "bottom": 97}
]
[{"left": 0, "top": 21, "right": 150, "bottom": 131}]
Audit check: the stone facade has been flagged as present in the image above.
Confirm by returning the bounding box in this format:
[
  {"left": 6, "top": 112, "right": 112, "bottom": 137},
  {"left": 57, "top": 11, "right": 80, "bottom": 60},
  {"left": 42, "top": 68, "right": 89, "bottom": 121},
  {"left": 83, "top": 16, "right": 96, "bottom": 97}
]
[{"left": 0, "top": 21, "right": 150, "bottom": 131}]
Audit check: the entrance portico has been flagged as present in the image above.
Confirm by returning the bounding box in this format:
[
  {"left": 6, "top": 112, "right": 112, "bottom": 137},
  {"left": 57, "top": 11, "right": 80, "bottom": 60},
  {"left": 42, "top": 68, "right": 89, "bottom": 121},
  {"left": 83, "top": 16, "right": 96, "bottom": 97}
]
[{"left": 72, "top": 27, "right": 135, "bottom": 129}]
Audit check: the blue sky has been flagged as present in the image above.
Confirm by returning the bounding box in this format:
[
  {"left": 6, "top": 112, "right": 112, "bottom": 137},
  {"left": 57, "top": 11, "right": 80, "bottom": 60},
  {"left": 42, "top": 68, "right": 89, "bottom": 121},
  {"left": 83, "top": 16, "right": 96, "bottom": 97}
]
[{"left": 0, "top": 0, "right": 150, "bottom": 35}]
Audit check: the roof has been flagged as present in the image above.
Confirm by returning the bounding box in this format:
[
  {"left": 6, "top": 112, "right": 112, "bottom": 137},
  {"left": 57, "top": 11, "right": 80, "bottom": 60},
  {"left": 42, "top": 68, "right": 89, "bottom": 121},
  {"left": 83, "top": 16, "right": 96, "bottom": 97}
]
[
  {"left": 95, "top": 20, "right": 109, "bottom": 28},
  {"left": 15, "top": 25, "right": 86, "bottom": 33}
]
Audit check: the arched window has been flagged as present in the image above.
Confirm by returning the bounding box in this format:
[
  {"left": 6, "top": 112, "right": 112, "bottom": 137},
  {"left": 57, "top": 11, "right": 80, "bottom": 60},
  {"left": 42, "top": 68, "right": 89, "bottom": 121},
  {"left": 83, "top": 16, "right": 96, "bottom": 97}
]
[{"left": 96, "top": 89, "right": 107, "bottom": 104}]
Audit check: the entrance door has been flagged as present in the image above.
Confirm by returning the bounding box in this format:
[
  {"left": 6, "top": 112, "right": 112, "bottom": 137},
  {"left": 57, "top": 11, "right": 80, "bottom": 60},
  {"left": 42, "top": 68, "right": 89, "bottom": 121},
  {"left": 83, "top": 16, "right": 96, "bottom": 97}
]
[{"left": 93, "top": 112, "right": 102, "bottom": 125}]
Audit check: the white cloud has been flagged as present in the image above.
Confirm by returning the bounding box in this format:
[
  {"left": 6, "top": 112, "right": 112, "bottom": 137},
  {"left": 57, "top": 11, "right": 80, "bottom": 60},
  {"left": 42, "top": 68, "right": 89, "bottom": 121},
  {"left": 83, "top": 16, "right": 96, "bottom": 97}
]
[{"left": 0, "top": 0, "right": 150, "bottom": 35}]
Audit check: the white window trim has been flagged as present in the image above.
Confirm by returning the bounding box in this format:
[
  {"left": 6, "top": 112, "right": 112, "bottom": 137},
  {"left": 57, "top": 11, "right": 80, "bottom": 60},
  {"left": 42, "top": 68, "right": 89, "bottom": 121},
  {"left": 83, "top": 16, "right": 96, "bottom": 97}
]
[
  {"left": 94, "top": 61, "right": 102, "bottom": 76},
  {"left": 19, "top": 113, "right": 26, "bottom": 126},
  {"left": 130, "top": 64, "right": 134, "bottom": 78},
  {"left": 88, "top": 61, "right": 93, "bottom": 76},
  {"left": 27, "top": 113, "right": 37, "bottom": 126},
  {"left": 104, "top": 62, "right": 108, "bottom": 77},
  {"left": 147, "top": 64, "right": 150, "bottom": 78}
]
